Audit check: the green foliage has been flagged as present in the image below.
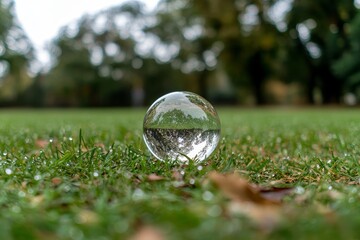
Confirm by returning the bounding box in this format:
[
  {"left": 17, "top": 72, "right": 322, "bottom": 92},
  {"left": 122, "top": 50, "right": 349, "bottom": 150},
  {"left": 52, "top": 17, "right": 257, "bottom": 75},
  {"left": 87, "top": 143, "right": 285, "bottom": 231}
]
[
  {"left": 0, "top": 0, "right": 33, "bottom": 102},
  {"left": 286, "top": 0, "right": 358, "bottom": 104},
  {"left": 333, "top": 13, "right": 360, "bottom": 93}
]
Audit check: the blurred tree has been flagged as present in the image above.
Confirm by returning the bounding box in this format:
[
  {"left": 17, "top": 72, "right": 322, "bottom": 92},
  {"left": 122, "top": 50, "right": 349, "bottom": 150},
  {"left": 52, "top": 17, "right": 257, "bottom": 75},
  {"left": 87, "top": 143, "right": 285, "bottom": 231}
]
[
  {"left": 144, "top": 0, "right": 213, "bottom": 99},
  {"left": 45, "top": 1, "right": 185, "bottom": 106},
  {"left": 150, "top": 0, "right": 286, "bottom": 105},
  {"left": 0, "top": 0, "right": 33, "bottom": 104},
  {"left": 45, "top": 2, "right": 147, "bottom": 106},
  {"left": 333, "top": 12, "right": 360, "bottom": 103},
  {"left": 20, "top": 0, "right": 359, "bottom": 107},
  {"left": 286, "top": 0, "right": 357, "bottom": 104}
]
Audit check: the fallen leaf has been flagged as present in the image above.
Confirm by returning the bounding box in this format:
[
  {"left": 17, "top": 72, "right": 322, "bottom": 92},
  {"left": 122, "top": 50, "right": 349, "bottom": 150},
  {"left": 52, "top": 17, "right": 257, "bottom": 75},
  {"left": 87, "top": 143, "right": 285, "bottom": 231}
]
[
  {"left": 172, "top": 170, "right": 183, "bottom": 181},
  {"left": 228, "top": 201, "right": 282, "bottom": 231},
  {"left": 35, "top": 139, "right": 49, "bottom": 148},
  {"left": 348, "top": 180, "right": 360, "bottom": 185},
  {"left": 208, "top": 172, "right": 292, "bottom": 232},
  {"left": 258, "top": 187, "right": 294, "bottom": 203},
  {"left": 81, "top": 147, "right": 89, "bottom": 152},
  {"left": 128, "top": 225, "right": 165, "bottom": 240},
  {"left": 147, "top": 174, "right": 164, "bottom": 181},
  {"left": 94, "top": 143, "right": 106, "bottom": 152},
  {"left": 208, "top": 172, "right": 279, "bottom": 205},
  {"left": 51, "top": 177, "right": 62, "bottom": 185}
]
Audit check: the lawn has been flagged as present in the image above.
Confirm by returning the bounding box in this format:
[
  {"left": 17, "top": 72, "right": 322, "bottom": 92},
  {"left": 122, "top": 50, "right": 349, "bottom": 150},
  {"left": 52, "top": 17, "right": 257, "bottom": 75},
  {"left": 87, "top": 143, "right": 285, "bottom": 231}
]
[{"left": 0, "top": 108, "right": 359, "bottom": 239}]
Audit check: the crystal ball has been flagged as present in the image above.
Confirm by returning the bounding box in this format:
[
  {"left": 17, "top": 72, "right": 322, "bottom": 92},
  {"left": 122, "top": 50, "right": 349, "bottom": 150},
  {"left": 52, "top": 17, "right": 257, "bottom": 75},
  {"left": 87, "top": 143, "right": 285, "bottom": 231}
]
[{"left": 143, "top": 91, "right": 221, "bottom": 162}]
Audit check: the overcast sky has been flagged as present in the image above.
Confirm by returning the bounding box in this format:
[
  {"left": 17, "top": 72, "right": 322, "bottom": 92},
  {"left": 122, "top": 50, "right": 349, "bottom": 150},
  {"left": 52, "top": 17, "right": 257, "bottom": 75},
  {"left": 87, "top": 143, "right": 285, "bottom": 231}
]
[{"left": 14, "top": 0, "right": 159, "bottom": 65}]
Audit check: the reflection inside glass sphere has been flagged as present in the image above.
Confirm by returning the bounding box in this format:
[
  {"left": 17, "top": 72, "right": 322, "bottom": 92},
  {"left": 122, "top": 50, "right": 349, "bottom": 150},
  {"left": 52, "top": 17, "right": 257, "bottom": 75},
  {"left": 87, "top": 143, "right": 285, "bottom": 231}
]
[{"left": 143, "top": 91, "right": 221, "bottom": 162}]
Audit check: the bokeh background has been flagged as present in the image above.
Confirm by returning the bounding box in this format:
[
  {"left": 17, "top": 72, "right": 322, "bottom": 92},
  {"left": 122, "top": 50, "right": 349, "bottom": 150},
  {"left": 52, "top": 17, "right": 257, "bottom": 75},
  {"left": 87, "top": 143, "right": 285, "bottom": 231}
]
[{"left": 1, "top": 0, "right": 360, "bottom": 107}]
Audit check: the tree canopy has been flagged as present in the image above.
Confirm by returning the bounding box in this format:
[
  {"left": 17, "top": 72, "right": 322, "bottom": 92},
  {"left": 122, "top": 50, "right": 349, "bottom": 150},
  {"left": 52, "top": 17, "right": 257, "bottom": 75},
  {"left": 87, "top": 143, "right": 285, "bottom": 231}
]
[{"left": 0, "top": 0, "right": 33, "bottom": 103}]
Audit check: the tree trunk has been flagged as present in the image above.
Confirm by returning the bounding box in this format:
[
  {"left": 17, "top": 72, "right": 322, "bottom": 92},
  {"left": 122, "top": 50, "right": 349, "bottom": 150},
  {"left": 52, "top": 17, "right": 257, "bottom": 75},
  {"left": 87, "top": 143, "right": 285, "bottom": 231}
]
[
  {"left": 319, "top": 65, "right": 342, "bottom": 104},
  {"left": 248, "top": 52, "right": 266, "bottom": 105}
]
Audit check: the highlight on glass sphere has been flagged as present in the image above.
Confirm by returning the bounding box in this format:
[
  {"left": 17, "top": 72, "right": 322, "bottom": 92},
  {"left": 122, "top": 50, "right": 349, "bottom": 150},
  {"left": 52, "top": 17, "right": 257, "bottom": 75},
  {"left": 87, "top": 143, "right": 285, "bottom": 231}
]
[{"left": 143, "top": 91, "right": 221, "bottom": 162}]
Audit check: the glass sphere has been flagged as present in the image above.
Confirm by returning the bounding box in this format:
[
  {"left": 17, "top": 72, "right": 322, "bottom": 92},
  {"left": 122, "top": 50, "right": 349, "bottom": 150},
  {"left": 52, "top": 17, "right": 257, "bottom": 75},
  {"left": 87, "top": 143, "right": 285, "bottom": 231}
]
[{"left": 143, "top": 91, "right": 221, "bottom": 162}]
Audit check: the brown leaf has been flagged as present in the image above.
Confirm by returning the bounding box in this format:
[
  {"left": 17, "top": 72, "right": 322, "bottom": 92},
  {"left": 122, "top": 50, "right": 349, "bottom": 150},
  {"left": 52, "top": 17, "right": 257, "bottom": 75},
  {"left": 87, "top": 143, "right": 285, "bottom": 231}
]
[
  {"left": 51, "top": 177, "right": 62, "bottom": 185},
  {"left": 128, "top": 225, "right": 165, "bottom": 240},
  {"left": 258, "top": 187, "right": 294, "bottom": 203},
  {"left": 208, "top": 172, "right": 287, "bottom": 232},
  {"left": 172, "top": 170, "right": 183, "bottom": 181},
  {"left": 35, "top": 139, "right": 49, "bottom": 148},
  {"left": 348, "top": 180, "right": 360, "bottom": 185},
  {"left": 228, "top": 201, "right": 282, "bottom": 231},
  {"left": 147, "top": 174, "right": 164, "bottom": 181},
  {"left": 94, "top": 143, "right": 106, "bottom": 152},
  {"left": 208, "top": 172, "right": 279, "bottom": 205},
  {"left": 94, "top": 142, "right": 105, "bottom": 148},
  {"left": 81, "top": 147, "right": 89, "bottom": 152}
]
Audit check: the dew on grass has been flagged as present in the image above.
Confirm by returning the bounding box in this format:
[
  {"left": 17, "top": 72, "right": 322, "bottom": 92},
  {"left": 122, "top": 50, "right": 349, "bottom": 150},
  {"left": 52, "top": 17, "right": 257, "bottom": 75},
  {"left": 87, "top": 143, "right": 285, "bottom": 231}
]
[
  {"left": 295, "top": 186, "right": 305, "bottom": 194},
  {"left": 132, "top": 188, "right": 145, "bottom": 201},
  {"left": 18, "top": 191, "right": 26, "bottom": 198},
  {"left": 93, "top": 171, "right": 99, "bottom": 177},
  {"left": 207, "top": 205, "right": 222, "bottom": 217},
  {"left": 197, "top": 165, "right": 203, "bottom": 171},
  {"left": 11, "top": 206, "right": 20, "bottom": 213},
  {"left": 5, "top": 168, "right": 12, "bottom": 175},
  {"left": 283, "top": 156, "right": 290, "bottom": 161},
  {"left": 34, "top": 175, "right": 41, "bottom": 181},
  {"left": 143, "top": 91, "right": 221, "bottom": 163},
  {"left": 202, "top": 191, "right": 214, "bottom": 201}
]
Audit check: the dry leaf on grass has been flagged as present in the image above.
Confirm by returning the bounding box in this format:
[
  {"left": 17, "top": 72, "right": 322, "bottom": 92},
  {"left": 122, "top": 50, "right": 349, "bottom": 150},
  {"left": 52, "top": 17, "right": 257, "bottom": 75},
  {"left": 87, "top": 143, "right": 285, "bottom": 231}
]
[
  {"left": 128, "top": 225, "right": 165, "bottom": 240},
  {"left": 208, "top": 172, "right": 281, "bottom": 205},
  {"left": 147, "top": 174, "right": 164, "bottom": 181},
  {"left": 94, "top": 142, "right": 106, "bottom": 150},
  {"left": 171, "top": 170, "right": 183, "bottom": 181},
  {"left": 36, "top": 139, "right": 59, "bottom": 149},
  {"left": 209, "top": 172, "right": 293, "bottom": 231},
  {"left": 258, "top": 187, "right": 294, "bottom": 202},
  {"left": 51, "top": 177, "right": 62, "bottom": 185},
  {"left": 35, "top": 139, "right": 49, "bottom": 148}
]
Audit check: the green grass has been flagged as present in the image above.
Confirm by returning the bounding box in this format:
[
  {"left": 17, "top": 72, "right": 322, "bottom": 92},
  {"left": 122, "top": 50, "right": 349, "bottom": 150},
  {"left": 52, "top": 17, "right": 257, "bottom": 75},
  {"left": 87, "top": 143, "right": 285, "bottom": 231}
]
[{"left": 0, "top": 108, "right": 359, "bottom": 239}]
